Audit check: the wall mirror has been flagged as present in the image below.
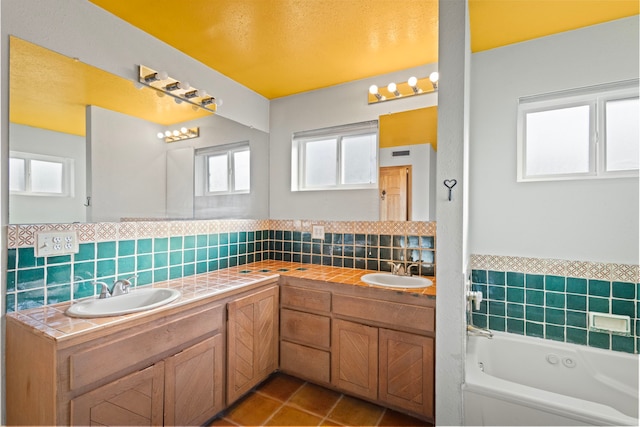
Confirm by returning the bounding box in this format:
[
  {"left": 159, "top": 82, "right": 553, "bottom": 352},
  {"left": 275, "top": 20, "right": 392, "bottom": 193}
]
[{"left": 9, "top": 36, "right": 269, "bottom": 224}]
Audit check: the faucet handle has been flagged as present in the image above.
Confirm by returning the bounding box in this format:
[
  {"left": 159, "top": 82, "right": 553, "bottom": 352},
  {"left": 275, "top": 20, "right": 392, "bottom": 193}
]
[
  {"left": 406, "top": 264, "right": 418, "bottom": 276},
  {"left": 387, "top": 261, "right": 399, "bottom": 274},
  {"left": 93, "top": 281, "right": 111, "bottom": 299}
]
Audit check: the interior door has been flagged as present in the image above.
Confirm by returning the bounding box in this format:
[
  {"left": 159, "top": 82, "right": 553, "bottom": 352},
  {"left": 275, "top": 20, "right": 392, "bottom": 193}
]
[{"left": 379, "top": 166, "right": 411, "bottom": 221}]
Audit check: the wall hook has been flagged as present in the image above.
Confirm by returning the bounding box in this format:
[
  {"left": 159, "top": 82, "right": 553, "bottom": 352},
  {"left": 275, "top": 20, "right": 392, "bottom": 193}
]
[
  {"left": 84, "top": 196, "right": 91, "bottom": 207},
  {"left": 443, "top": 179, "right": 457, "bottom": 201}
]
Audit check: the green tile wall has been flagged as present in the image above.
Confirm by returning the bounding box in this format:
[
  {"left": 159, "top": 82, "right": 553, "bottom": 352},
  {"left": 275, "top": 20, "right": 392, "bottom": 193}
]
[
  {"left": 6, "top": 227, "right": 435, "bottom": 312},
  {"left": 471, "top": 269, "right": 639, "bottom": 354},
  {"left": 268, "top": 229, "right": 435, "bottom": 276},
  {"left": 6, "top": 230, "right": 270, "bottom": 312}
]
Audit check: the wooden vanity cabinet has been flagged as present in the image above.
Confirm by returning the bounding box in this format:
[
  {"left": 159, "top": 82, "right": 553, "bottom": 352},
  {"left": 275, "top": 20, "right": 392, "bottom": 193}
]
[
  {"left": 7, "top": 281, "right": 279, "bottom": 426},
  {"left": 332, "top": 292, "right": 435, "bottom": 419},
  {"left": 226, "top": 285, "right": 279, "bottom": 404},
  {"left": 279, "top": 285, "right": 332, "bottom": 385},
  {"left": 279, "top": 277, "right": 435, "bottom": 422}
]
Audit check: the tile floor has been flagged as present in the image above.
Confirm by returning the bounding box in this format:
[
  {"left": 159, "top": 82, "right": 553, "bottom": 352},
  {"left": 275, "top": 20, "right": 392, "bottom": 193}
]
[{"left": 209, "top": 373, "right": 433, "bottom": 427}]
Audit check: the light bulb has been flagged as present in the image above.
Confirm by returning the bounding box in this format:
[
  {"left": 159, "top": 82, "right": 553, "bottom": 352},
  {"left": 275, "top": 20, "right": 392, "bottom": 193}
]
[
  {"left": 164, "top": 130, "right": 172, "bottom": 137},
  {"left": 179, "top": 81, "right": 191, "bottom": 90},
  {"left": 387, "top": 82, "right": 397, "bottom": 93},
  {"left": 173, "top": 130, "right": 180, "bottom": 137},
  {"left": 369, "top": 85, "right": 379, "bottom": 95},
  {"left": 408, "top": 76, "right": 418, "bottom": 87},
  {"left": 156, "top": 71, "right": 168, "bottom": 80},
  {"left": 215, "top": 98, "right": 224, "bottom": 106},
  {"left": 157, "top": 132, "right": 164, "bottom": 139},
  {"left": 180, "top": 127, "right": 188, "bottom": 134},
  {"left": 429, "top": 72, "right": 439, "bottom": 83},
  {"left": 197, "top": 89, "right": 207, "bottom": 98}
]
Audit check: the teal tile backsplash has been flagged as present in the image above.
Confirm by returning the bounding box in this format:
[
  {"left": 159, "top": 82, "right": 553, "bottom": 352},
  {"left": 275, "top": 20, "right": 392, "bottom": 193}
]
[
  {"left": 7, "top": 220, "right": 436, "bottom": 314},
  {"left": 470, "top": 255, "right": 640, "bottom": 354}
]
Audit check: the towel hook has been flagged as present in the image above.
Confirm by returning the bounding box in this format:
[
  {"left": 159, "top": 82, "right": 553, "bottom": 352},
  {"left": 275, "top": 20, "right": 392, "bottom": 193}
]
[{"left": 443, "top": 179, "right": 457, "bottom": 201}]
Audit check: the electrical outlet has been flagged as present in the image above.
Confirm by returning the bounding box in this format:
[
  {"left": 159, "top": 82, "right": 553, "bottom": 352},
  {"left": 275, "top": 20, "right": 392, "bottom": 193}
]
[
  {"left": 312, "top": 225, "right": 325, "bottom": 239},
  {"left": 34, "top": 230, "right": 79, "bottom": 257}
]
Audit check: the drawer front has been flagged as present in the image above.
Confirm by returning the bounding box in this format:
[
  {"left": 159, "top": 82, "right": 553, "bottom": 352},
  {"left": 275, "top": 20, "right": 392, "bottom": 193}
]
[
  {"left": 280, "top": 341, "right": 330, "bottom": 384},
  {"left": 281, "top": 309, "right": 330, "bottom": 349},
  {"left": 281, "top": 286, "right": 331, "bottom": 313},
  {"left": 70, "top": 304, "right": 223, "bottom": 391},
  {"left": 333, "top": 294, "right": 435, "bottom": 333}
]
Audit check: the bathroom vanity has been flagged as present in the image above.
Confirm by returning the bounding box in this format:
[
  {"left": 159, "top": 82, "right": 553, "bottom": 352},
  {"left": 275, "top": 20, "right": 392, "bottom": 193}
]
[
  {"left": 6, "top": 262, "right": 435, "bottom": 425},
  {"left": 279, "top": 275, "right": 435, "bottom": 420}
]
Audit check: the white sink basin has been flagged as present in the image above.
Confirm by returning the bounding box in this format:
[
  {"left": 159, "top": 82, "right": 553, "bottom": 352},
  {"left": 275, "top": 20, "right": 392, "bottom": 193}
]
[
  {"left": 361, "top": 273, "right": 433, "bottom": 289},
  {"left": 66, "top": 288, "right": 182, "bottom": 318}
]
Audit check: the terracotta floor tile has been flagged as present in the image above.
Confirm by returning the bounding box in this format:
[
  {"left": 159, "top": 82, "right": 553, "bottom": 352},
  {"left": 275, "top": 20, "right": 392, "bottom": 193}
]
[
  {"left": 319, "top": 420, "right": 341, "bottom": 426},
  {"left": 208, "top": 417, "right": 240, "bottom": 426},
  {"left": 288, "top": 383, "right": 342, "bottom": 417},
  {"left": 378, "top": 409, "right": 432, "bottom": 426},
  {"left": 225, "top": 393, "right": 282, "bottom": 426},
  {"left": 265, "top": 404, "right": 323, "bottom": 426},
  {"left": 257, "top": 373, "right": 305, "bottom": 401},
  {"left": 327, "top": 395, "right": 384, "bottom": 426}
]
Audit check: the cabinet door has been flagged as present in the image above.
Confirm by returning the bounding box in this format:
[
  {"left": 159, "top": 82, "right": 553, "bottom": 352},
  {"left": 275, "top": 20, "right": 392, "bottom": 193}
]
[
  {"left": 227, "top": 285, "right": 279, "bottom": 403},
  {"left": 164, "top": 334, "right": 224, "bottom": 426},
  {"left": 379, "top": 328, "right": 434, "bottom": 418},
  {"left": 331, "top": 318, "right": 378, "bottom": 400},
  {"left": 70, "top": 363, "right": 164, "bottom": 426}
]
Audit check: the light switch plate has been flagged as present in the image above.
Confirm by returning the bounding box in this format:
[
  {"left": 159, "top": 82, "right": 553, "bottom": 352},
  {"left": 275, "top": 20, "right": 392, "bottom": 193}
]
[
  {"left": 312, "top": 225, "right": 325, "bottom": 239},
  {"left": 35, "top": 230, "right": 79, "bottom": 257}
]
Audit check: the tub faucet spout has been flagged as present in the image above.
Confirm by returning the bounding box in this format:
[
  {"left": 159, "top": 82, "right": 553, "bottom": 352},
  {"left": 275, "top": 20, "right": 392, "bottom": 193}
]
[{"left": 467, "top": 324, "right": 493, "bottom": 339}]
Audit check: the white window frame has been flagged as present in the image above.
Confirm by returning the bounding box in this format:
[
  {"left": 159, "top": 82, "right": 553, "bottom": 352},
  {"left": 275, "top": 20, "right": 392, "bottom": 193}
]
[
  {"left": 9, "top": 151, "right": 74, "bottom": 197},
  {"left": 195, "top": 142, "right": 250, "bottom": 196},
  {"left": 291, "top": 121, "right": 378, "bottom": 191},
  {"left": 517, "top": 79, "right": 639, "bottom": 182}
]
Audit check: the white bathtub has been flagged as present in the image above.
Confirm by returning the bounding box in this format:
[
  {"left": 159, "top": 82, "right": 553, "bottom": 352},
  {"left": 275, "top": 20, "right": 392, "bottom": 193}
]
[{"left": 463, "top": 331, "right": 639, "bottom": 426}]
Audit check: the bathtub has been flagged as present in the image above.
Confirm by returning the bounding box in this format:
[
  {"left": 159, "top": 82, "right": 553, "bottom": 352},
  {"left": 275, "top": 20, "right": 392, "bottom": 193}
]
[{"left": 463, "top": 331, "right": 639, "bottom": 426}]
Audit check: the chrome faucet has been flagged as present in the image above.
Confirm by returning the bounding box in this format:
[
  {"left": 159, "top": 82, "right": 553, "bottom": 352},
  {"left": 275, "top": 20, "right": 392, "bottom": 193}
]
[
  {"left": 94, "top": 276, "right": 137, "bottom": 299},
  {"left": 388, "top": 262, "right": 418, "bottom": 276},
  {"left": 467, "top": 324, "right": 493, "bottom": 339}
]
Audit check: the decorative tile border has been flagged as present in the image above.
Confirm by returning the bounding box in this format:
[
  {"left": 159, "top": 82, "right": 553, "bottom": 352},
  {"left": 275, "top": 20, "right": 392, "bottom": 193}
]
[
  {"left": 7, "top": 220, "right": 436, "bottom": 249},
  {"left": 470, "top": 254, "right": 639, "bottom": 283}
]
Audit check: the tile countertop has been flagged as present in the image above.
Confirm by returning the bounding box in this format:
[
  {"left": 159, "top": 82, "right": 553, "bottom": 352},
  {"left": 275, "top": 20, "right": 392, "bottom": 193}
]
[{"left": 6, "top": 260, "right": 436, "bottom": 342}]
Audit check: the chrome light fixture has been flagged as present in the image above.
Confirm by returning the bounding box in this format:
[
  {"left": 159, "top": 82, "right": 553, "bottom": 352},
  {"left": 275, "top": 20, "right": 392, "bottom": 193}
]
[
  {"left": 368, "top": 72, "right": 439, "bottom": 104},
  {"left": 139, "top": 65, "right": 222, "bottom": 113},
  {"left": 156, "top": 127, "right": 200, "bottom": 143}
]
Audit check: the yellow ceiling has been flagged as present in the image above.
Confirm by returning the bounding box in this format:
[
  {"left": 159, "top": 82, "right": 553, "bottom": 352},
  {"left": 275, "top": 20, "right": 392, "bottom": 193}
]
[
  {"left": 10, "top": 1, "right": 638, "bottom": 136},
  {"left": 9, "top": 37, "right": 211, "bottom": 136},
  {"left": 90, "top": 0, "right": 638, "bottom": 100},
  {"left": 469, "top": 0, "right": 639, "bottom": 53}
]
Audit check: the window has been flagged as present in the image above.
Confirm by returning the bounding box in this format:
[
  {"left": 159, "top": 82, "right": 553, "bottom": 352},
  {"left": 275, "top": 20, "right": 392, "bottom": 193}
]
[
  {"left": 517, "top": 80, "right": 639, "bottom": 181},
  {"left": 195, "top": 142, "right": 250, "bottom": 195},
  {"left": 292, "top": 121, "right": 378, "bottom": 191},
  {"left": 9, "top": 151, "right": 74, "bottom": 196}
]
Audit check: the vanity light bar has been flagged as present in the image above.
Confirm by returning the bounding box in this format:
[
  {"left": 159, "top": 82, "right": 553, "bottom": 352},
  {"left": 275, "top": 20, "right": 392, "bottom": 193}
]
[
  {"left": 157, "top": 127, "right": 200, "bottom": 143},
  {"left": 138, "top": 65, "right": 221, "bottom": 113},
  {"left": 368, "top": 72, "right": 439, "bottom": 104}
]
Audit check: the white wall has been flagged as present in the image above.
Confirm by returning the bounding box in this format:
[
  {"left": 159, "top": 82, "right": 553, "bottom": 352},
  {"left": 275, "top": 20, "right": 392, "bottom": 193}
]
[
  {"left": 469, "top": 16, "right": 640, "bottom": 265},
  {"left": 87, "top": 107, "right": 167, "bottom": 221},
  {"left": 434, "top": 1, "right": 471, "bottom": 424},
  {"left": 9, "top": 124, "right": 86, "bottom": 224},
  {"left": 0, "top": 0, "right": 269, "bottom": 132},
  {"left": 379, "top": 143, "right": 436, "bottom": 220},
  {"left": 269, "top": 65, "right": 438, "bottom": 220}
]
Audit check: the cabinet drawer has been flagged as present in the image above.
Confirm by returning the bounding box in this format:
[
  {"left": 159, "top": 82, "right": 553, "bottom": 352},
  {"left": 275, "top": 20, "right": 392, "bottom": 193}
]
[
  {"left": 333, "top": 294, "right": 434, "bottom": 333},
  {"left": 281, "top": 286, "right": 331, "bottom": 313},
  {"left": 281, "top": 309, "right": 330, "bottom": 349},
  {"left": 280, "top": 341, "right": 330, "bottom": 384},
  {"left": 69, "top": 304, "right": 223, "bottom": 391}
]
